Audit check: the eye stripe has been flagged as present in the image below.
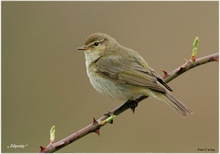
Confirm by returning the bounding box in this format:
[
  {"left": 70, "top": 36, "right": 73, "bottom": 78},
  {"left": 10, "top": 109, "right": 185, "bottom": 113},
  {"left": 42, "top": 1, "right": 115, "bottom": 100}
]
[{"left": 88, "top": 39, "right": 105, "bottom": 47}]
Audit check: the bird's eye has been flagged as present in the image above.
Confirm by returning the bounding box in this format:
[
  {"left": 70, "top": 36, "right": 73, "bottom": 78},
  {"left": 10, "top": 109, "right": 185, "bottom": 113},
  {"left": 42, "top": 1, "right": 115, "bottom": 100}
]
[{"left": 93, "top": 42, "right": 99, "bottom": 46}]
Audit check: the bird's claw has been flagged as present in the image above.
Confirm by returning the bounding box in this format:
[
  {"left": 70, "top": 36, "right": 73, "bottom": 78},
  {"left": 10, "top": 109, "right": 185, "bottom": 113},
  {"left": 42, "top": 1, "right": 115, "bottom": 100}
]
[{"left": 104, "top": 111, "right": 114, "bottom": 124}]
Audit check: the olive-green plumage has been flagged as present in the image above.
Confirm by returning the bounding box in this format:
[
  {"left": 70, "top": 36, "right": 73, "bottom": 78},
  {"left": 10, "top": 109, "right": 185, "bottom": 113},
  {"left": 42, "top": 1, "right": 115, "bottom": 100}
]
[{"left": 78, "top": 33, "right": 193, "bottom": 117}]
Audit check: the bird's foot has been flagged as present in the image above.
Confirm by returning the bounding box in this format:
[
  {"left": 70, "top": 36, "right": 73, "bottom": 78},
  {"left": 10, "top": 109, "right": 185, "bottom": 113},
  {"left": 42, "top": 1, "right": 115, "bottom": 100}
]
[
  {"left": 104, "top": 111, "right": 114, "bottom": 124},
  {"left": 127, "top": 100, "right": 138, "bottom": 113}
]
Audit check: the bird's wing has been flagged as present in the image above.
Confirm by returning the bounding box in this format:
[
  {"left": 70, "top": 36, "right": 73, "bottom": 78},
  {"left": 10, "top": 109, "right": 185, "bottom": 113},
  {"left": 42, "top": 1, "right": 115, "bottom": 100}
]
[
  {"left": 94, "top": 54, "right": 169, "bottom": 93},
  {"left": 150, "top": 68, "right": 173, "bottom": 91}
]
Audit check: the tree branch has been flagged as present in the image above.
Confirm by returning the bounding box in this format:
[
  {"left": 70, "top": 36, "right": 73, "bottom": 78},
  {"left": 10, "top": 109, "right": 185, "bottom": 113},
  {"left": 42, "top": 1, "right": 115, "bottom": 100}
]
[{"left": 39, "top": 42, "right": 218, "bottom": 153}]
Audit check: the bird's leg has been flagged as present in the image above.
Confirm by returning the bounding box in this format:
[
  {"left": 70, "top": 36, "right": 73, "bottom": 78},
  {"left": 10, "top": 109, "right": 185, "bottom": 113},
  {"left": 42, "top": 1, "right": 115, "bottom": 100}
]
[
  {"left": 103, "top": 101, "right": 135, "bottom": 124},
  {"left": 113, "top": 96, "right": 148, "bottom": 115},
  {"left": 130, "top": 100, "right": 138, "bottom": 113},
  {"left": 104, "top": 111, "right": 114, "bottom": 124},
  {"left": 104, "top": 100, "right": 136, "bottom": 117},
  {"left": 104, "top": 96, "right": 149, "bottom": 123},
  {"left": 104, "top": 111, "right": 114, "bottom": 117}
]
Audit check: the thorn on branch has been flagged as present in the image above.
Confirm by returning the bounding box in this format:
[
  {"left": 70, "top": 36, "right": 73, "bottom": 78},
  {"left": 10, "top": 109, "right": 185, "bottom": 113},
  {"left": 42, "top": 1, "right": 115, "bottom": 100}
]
[
  {"left": 39, "top": 145, "right": 46, "bottom": 152},
  {"left": 95, "top": 129, "right": 100, "bottom": 136},
  {"left": 93, "top": 117, "right": 98, "bottom": 125},
  {"left": 161, "top": 69, "right": 169, "bottom": 78},
  {"left": 92, "top": 118, "right": 100, "bottom": 135},
  {"left": 183, "top": 58, "right": 188, "bottom": 62}
]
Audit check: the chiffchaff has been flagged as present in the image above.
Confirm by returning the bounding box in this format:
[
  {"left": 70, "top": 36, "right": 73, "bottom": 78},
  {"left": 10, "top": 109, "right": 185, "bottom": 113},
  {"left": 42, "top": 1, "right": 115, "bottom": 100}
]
[{"left": 78, "top": 33, "right": 193, "bottom": 117}]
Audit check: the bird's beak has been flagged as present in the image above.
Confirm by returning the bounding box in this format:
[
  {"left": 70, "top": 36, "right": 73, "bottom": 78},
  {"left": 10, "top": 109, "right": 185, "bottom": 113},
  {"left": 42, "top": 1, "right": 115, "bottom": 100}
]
[{"left": 77, "top": 45, "right": 89, "bottom": 51}]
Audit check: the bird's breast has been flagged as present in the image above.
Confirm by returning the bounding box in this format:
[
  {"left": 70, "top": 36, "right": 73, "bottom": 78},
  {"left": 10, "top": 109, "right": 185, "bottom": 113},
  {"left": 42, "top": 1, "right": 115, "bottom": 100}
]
[{"left": 86, "top": 64, "right": 138, "bottom": 101}]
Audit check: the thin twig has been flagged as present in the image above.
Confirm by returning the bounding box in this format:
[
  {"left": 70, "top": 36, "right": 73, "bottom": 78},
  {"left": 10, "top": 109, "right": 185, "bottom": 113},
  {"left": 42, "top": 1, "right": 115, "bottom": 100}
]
[{"left": 39, "top": 52, "right": 218, "bottom": 153}]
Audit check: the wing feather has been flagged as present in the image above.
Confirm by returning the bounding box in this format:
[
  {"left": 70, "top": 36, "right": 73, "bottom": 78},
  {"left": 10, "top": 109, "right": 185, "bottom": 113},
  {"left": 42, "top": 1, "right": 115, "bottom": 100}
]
[{"left": 94, "top": 54, "right": 169, "bottom": 93}]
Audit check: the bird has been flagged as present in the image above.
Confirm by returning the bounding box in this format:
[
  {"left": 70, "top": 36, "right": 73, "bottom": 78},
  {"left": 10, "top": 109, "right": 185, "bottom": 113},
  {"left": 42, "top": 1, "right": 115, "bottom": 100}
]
[{"left": 77, "top": 33, "right": 193, "bottom": 117}]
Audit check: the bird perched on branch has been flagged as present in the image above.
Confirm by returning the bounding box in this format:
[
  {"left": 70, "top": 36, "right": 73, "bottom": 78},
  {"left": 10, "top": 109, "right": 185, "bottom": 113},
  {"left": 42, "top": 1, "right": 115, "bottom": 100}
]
[{"left": 78, "top": 33, "right": 193, "bottom": 117}]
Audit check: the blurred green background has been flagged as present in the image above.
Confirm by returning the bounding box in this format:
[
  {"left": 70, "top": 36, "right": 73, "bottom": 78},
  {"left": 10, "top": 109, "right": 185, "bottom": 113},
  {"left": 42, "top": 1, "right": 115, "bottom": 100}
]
[{"left": 2, "top": 1, "right": 218, "bottom": 153}]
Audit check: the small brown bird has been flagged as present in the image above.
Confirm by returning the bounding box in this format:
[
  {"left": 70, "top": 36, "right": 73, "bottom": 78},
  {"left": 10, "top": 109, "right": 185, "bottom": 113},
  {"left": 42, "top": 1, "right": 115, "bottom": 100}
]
[{"left": 78, "top": 33, "right": 193, "bottom": 117}]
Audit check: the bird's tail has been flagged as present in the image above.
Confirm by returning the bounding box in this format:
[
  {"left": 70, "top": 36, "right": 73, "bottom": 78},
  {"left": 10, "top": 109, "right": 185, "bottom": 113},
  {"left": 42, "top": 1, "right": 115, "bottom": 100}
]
[{"left": 159, "top": 93, "right": 193, "bottom": 117}]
